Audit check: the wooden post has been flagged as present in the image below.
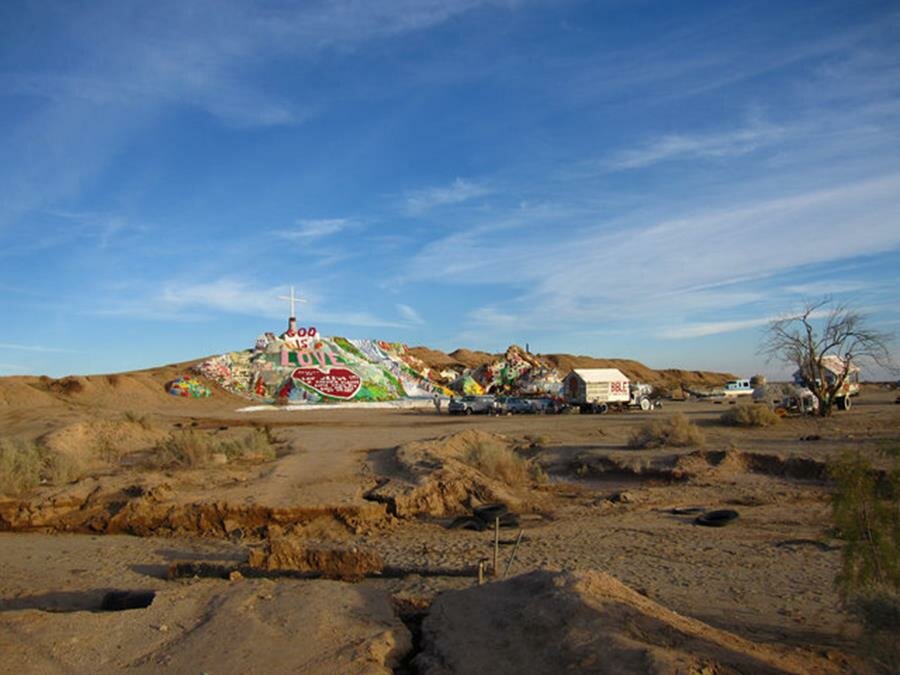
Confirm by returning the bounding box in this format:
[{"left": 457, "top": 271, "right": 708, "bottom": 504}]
[
  {"left": 493, "top": 517, "right": 500, "bottom": 577},
  {"left": 477, "top": 559, "right": 486, "bottom": 585},
  {"left": 503, "top": 529, "right": 525, "bottom": 579}
]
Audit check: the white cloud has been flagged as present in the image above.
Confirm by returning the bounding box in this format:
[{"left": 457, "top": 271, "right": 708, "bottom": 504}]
[
  {"left": 277, "top": 219, "right": 352, "bottom": 241},
  {"left": 0, "top": 343, "right": 79, "bottom": 353},
  {"left": 469, "top": 306, "right": 521, "bottom": 327},
  {"left": 404, "top": 172, "right": 900, "bottom": 332},
  {"left": 91, "top": 278, "right": 407, "bottom": 329},
  {"left": 396, "top": 304, "right": 425, "bottom": 325},
  {"left": 608, "top": 122, "right": 789, "bottom": 170},
  {"left": 405, "top": 178, "right": 490, "bottom": 214},
  {"left": 661, "top": 317, "right": 773, "bottom": 339}
]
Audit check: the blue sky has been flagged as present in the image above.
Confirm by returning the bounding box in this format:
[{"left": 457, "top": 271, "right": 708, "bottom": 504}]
[{"left": 1, "top": 0, "right": 899, "bottom": 379}]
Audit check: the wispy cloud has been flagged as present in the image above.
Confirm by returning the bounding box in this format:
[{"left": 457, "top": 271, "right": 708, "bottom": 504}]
[
  {"left": 396, "top": 303, "right": 425, "bottom": 325},
  {"left": 608, "top": 122, "right": 788, "bottom": 170},
  {"left": 0, "top": 343, "right": 79, "bottom": 353},
  {"left": 276, "top": 219, "right": 353, "bottom": 241},
  {"left": 661, "top": 317, "right": 774, "bottom": 339},
  {"left": 91, "top": 278, "right": 407, "bottom": 329},
  {"left": 405, "top": 178, "right": 490, "bottom": 214},
  {"left": 0, "top": 1, "right": 514, "bottom": 231},
  {"left": 404, "top": 172, "right": 900, "bottom": 332},
  {"left": 469, "top": 306, "right": 521, "bottom": 328}
]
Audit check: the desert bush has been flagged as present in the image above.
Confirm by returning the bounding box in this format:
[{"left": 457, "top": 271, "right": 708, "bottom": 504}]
[
  {"left": 830, "top": 449, "right": 899, "bottom": 594},
  {"left": 628, "top": 413, "right": 705, "bottom": 449},
  {"left": 720, "top": 404, "right": 780, "bottom": 427},
  {"left": 44, "top": 452, "right": 84, "bottom": 486},
  {"left": 151, "top": 428, "right": 276, "bottom": 468},
  {"left": 123, "top": 410, "right": 151, "bottom": 429},
  {"left": 0, "top": 439, "right": 44, "bottom": 496},
  {"left": 0, "top": 440, "right": 84, "bottom": 496},
  {"left": 219, "top": 428, "right": 277, "bottom": 462},
  {"left": 829, "top": 448, "right": 899, "bottom": 669},
  {"left": 464, "top": 439, "right": 546, "bottom": 485},
  {"left": 152, "top": 430, "right": 214, "bottom": 468}
]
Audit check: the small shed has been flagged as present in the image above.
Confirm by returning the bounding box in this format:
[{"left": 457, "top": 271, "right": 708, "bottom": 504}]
[{"left": 563, "top": 368, "right": 630, "bottom": 405}]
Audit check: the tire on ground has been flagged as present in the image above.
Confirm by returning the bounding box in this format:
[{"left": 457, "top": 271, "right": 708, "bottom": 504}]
[{"left": 694, "top": 509, "right": 739, "bottom": 527}]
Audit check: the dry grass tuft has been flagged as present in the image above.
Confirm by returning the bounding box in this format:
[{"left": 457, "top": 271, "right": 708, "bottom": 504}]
[
  {"left": 0, "top": 439, "right": 85, "bottom": 496},
  {"left": 720, "top": 404, "right": 781, "bottom": 427},
  {"left": 0, "top": 439, "right": 43, "bottom": 496},
  {"left": 629, "top": 413, "right": 706, "bottom": 449},
  {"left": 123, "top": 410, "right": 152, "bottom": 429},
  {"left": 150, "top": 428, "right": 276, "bottom": 468},
  {"left": 464, "top": 439, "right": 546, "bottom": 485}
]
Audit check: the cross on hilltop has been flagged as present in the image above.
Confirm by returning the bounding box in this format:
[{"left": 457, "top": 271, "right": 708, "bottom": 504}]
[{"left": 278, "top": 285, "right": 307, "bottom": 320}]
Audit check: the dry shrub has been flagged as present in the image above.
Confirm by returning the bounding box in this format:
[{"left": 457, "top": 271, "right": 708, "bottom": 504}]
[
  {"left": 44, "top": 452, "right": 84, "bottom": 486},
  {"left": 219, "top": 428, "right": 277, "bottom": 461},
  {"left": 0, "top": 439, "right": 43, "bottom": 496},
  {"left": 151, "top": 428, "right": 276, "bottom": 468},
  {"left": 152, "top": 430, "right": 213, "bottom": 468},
  {"left": 464, "top": 439, "right": 546, "bottom": 485},
  {"left": 829, "top": 448, "right": 899, "bottom": 670},
  {"left": 628, "top": 413, "right": 705, "bottom": 449},
  {"left": 123, "top": 410, "right": 151, "bottom": 429},
  {"left": 0, "top": 440, "right": 85, "bottom": 496},
  {"left": 720, "top": 404, "right": 780, "bottom": 427}
]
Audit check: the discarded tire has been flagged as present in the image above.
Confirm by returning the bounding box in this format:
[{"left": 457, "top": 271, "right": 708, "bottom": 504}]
[
  {"left": 694, "top": 509, "right": 739, "bottom": 527},
  {"left": 473, "top": 503, "right": 508, "bottom": 524},
  {"left": 448, "top": 516, "right": 487, "bottom": 531},
  {"left": 497, "top": 512, "right": 520, "bottom": 528}
]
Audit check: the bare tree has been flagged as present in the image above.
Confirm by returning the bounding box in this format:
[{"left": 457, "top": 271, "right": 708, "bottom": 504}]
[{"left": 761, "top": 297, "right": 895, "bottom": 416}]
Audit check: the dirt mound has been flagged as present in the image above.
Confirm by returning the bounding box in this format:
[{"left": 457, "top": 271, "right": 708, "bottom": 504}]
[
  {"left": 0, "top": 377, "right": 60, "bottom": 408},
  {"left": 247, "top": 537, "right": 384, "bottom": 580},
  {"left": 447, "top": 348, "right": 498, "bottom": 369},
  {"left": 40, "top": 420, "right": 170, "bottom": 460},
  {"left": 408, "top": 345, "right": 734, "bottom": 391},
  {"left": 1, "top": 579, "right": 410, "bottom": 674},
  {"left": 0, "top": 476, "right": 387, "bottom": 537},
  {"left": 367, "top": 430, "right": 534, "bottom": 518},
  {"left": 565, "top": 449, "right": 830, "bottom": 485},
  {"left": 416, "top": 569, "right": 839, "bottom": 674},
  {"left": 407, "top": 346, "right": 465, "bottom": 370}
]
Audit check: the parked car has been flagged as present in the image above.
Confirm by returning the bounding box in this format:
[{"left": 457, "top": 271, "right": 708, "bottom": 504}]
[
  {"left": 494, "top": 396, "right": 535, "bottom": 414},
  {"left": 530, "top": 398, "right": 568, "bottom": 414},
  {"left": 448, "top": 395, "right": 496, "bottom": 415}
]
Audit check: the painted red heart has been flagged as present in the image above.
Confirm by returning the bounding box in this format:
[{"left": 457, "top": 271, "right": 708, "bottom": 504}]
[{"left": 291, "top": 367, "right": 362, "bottom": 399}]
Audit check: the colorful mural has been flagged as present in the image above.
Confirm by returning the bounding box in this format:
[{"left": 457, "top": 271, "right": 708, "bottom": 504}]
[
  {"left": 167, "top": 376, "right": 212, "bottom": 398},
  {"left": 195, "top": 313, "right": 561, "bottom": 406},
  {"left": 196, "top": 322, "right": 448, "bottom": 405}
]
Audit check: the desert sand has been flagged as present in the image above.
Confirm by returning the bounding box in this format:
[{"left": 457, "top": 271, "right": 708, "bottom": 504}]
[{"left": 1, "top": 367, "right": 898, "bottom": 673}]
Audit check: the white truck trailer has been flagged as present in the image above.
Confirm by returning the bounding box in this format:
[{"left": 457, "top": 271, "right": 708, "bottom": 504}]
[{"left": 564, "top": 368, "right": 634, "bottom": 413}]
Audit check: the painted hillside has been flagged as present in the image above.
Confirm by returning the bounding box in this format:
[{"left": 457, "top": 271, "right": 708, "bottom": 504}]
[
  {"left": 195, "top": 326, "right": 449, "bottom": 404},
  {"left": 194, "top": 319, "right": 736, "bottom": 404}
]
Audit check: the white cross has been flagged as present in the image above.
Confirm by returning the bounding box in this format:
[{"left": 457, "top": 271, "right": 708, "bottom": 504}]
[{"left": 278, "top": 285, "right": 307, "bottom": 318}]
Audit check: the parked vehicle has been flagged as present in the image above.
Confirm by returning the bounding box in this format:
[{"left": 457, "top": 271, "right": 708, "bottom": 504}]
[
  {"left": 792, "top": 355, "right": 860, "bottom": 411},
  {"left": 448, "top": 395, "right": 496, "bottom": 415},
  {"left": 564, "top": 368, "right": 631, "bottom": 413},
  {"left": 628, "top": 382, "right": 660, "bottom": 411},
  {"left": 753, "top": 383, "right": 819, "bottom": 415},
  {"left": 722, "top": 379, "right": 754, "bottom": 397},
  {"left": 494, "top": 396, "right": 535, "bottom": 415},
  {"left": 530, "top": 398, "right": 569, "bottom": 414}
]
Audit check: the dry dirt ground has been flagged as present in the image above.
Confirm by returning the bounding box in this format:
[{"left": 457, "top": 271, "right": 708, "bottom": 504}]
[{"left": 1, "top": 376, "right": 898, "bottom": 673}]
